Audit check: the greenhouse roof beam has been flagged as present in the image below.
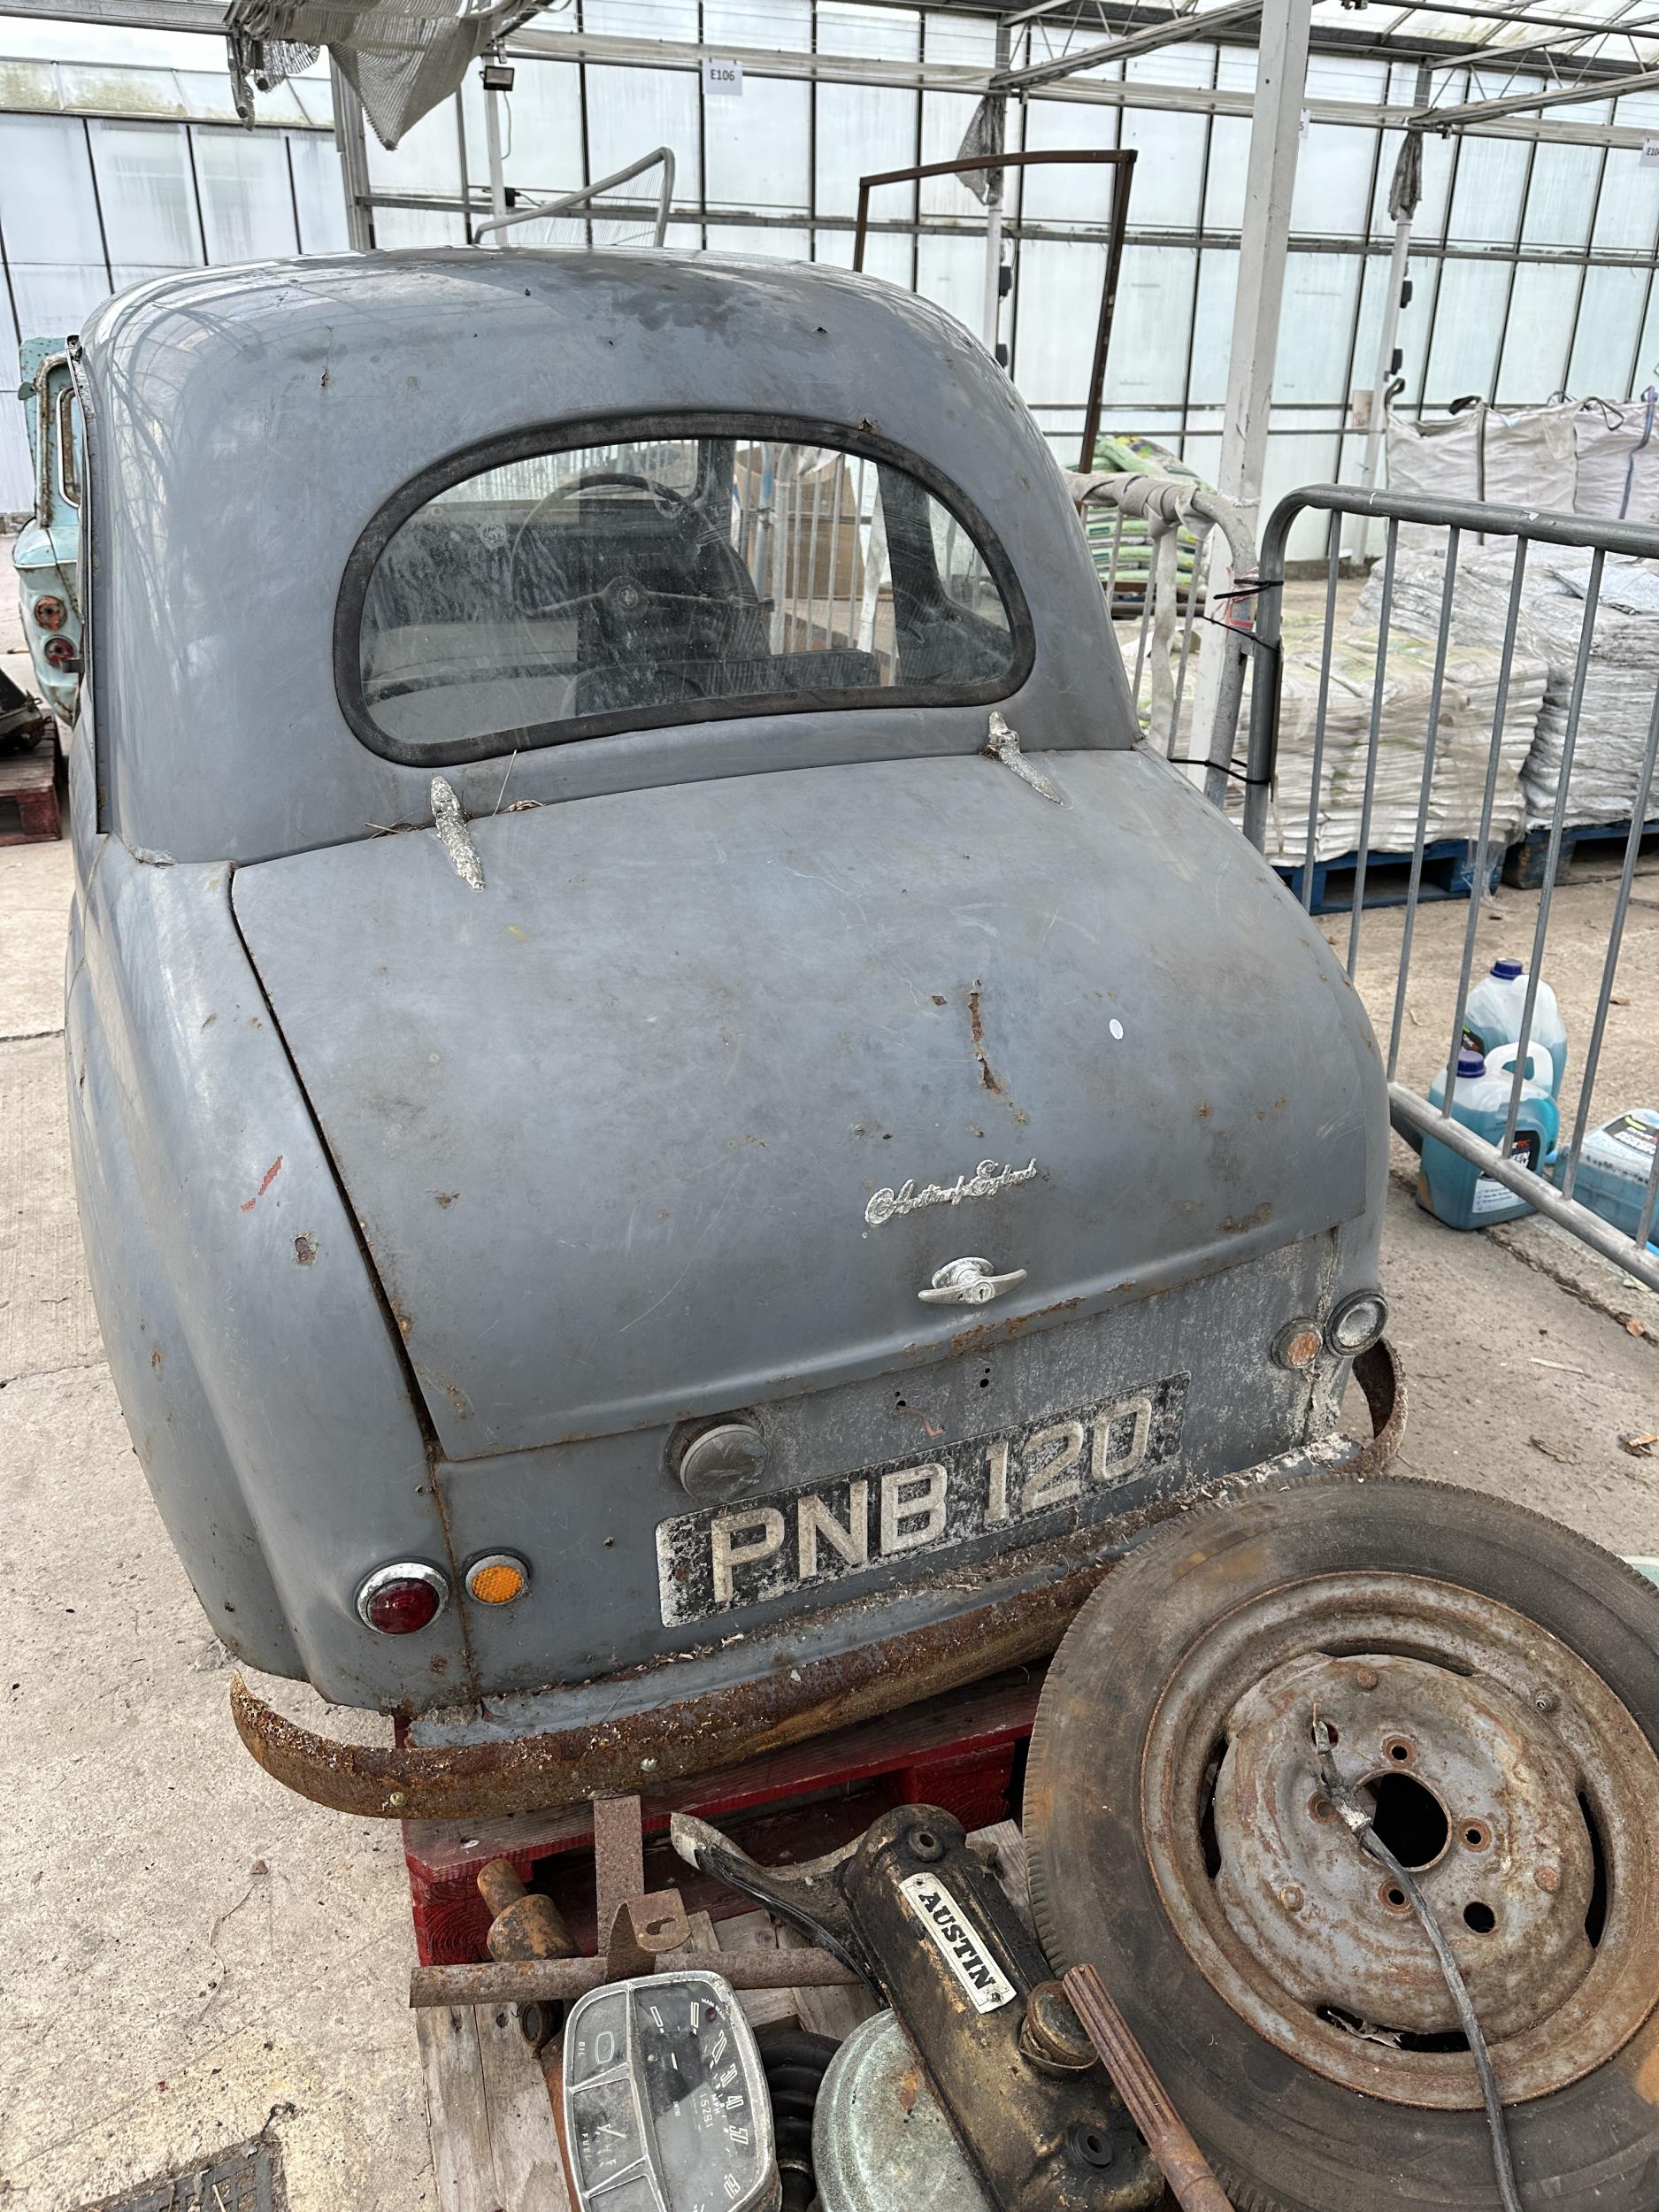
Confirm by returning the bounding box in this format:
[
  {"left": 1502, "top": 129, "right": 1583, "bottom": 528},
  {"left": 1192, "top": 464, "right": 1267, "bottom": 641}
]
[
  {"left": 1412, "top": 58, "right": 1659, "bottom": 127},
  {"left": 993, "top": 0, "right": 1261, "bottom": 88}
]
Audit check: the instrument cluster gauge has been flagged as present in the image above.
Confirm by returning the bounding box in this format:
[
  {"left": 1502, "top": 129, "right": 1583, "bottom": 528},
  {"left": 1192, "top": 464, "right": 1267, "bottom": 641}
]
[{"left": 561, "top": 1970, "right": 780, "bottom": 2212}]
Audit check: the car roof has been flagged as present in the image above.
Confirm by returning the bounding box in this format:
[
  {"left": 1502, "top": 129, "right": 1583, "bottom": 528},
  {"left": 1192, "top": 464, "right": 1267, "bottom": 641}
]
[{"left": 77, "top": 250, "right": 1126, "bottom": 862}]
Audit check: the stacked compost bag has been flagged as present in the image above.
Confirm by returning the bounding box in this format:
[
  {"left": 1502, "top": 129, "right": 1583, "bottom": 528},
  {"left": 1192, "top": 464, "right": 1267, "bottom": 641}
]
[
  {"left": 1227, "top": 608, "right": 1545, "bottom": 866},
  {"left": 1125, "top": 395, "right": 1658, "bottom": 862},
  {"left": 1356, "top": 542, "right": 1659, "bottom": 829}
]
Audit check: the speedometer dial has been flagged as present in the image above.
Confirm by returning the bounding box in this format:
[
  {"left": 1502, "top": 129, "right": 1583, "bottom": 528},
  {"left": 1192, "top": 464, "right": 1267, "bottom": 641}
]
[{"left": 562, "top": 1970, "right": 780, "bottom": 2212}]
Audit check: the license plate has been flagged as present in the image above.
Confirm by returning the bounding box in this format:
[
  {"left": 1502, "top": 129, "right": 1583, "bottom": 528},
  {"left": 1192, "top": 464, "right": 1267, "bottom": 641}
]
[{"left": 656, "top": 1374, "right": 1187, "bottom": 1627}]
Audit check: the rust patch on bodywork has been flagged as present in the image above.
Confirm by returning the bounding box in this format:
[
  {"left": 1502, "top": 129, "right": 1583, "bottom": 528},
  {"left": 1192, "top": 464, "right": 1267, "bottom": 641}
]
[
  {"left": 227, "top": 1344, "right": 1402, "bottom": 1823},
  {"left": 294, "top": 1233, "right": 317, "bottom": 1265},
  {"left": 942, "top": 1295, "right": 1081, "bottom": 1361},
  {"left": 967, "top": 985, "right": 1002, "bottom": 1095},
  {"left": 1220, "top": 1202, "right": 1272, "bottom": 1234},
  {"left": 239, "top": 1156, "right": 284, "bottom": 1212}
]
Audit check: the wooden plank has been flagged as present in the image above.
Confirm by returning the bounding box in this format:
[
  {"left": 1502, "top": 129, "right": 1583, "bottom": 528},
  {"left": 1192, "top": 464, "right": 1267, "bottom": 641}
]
[
  {"left": 476, "top": 2003, "right": 571, "bottom": 2212},
  {"left": 774, "top": 1918, "right": 879, "bottom": 2043},
  {"left": 715, "top": 1908, "right": 802, "bottom": 2031},
  {"left": 416, "top": 2005, "right": 498, "bottom": 2212}
]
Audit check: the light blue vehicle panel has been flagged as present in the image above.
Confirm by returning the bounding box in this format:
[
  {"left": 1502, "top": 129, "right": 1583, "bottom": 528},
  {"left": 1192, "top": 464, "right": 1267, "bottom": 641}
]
[{"left": 65, "top": 250, "right": 1390, "bottom": 1755}]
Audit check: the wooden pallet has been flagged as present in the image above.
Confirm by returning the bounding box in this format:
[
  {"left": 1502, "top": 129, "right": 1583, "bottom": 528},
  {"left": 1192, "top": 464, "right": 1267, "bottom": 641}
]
[
  {"left": 0, "top": 746, "right": 60, "bottom": 846},
  {"left": 1502, "top": 814, "right": 1659, "bottom": 891},
  {"left": 401, "top": 1668, "right": 1041, "bottom": 1966},
  {"left": 1273, "top": 834, "right": 1500, "bottom": 918}
]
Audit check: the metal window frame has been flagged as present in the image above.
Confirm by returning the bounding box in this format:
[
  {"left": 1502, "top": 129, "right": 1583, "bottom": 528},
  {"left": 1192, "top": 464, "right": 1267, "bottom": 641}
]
[{"left": 852, "top": 145, "right": 1136, "bottom": 467}]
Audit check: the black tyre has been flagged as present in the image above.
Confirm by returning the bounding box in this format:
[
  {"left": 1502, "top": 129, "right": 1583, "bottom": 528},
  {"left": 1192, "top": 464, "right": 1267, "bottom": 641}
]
[{"left": 1024, "top": 1479, "right": 1659, "bottom": 2212}]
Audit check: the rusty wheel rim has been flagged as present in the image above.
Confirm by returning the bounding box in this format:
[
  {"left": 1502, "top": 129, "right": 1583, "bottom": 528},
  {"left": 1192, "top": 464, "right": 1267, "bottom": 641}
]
[{"left": 1141, "top": 1571, "right": 1659, "bottom": 2108}]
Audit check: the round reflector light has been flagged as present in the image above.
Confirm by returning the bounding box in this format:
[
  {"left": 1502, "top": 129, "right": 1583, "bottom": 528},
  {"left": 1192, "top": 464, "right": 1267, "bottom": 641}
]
[
  {"left": 42, "top": 636, "right": 78, "bottom": 670},
  {"left": 356, "top": 1561, "right": 448, "bottom": 1634},
  {"left": 33, "top": 595, "right": 67, "bottom": 632},
  {"left": 1271, "top": 1319, "right": 1323, "bottom": 1373},
  {"left": 465, "top": 1552, "right": 529, "bottom": 1606},
  {"left": 1325, "top": 1288, "right": 1389, "bottom": 1356}
]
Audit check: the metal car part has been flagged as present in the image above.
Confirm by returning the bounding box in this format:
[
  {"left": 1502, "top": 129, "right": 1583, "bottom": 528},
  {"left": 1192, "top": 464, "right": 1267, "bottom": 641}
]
[
  {"left": 229, "top": 1342, "right": 1401, "bottom": 1820},
  {"left": 354, "top": 1560, "right": 449, "bottom": 1633},
  {"left": 918, "top": 1257, "right": 1029, "bottom": 1307},
  {"left": 1024, "top": 1479, "right": 1659, "bottom": 2212},
  {"left": 674, "top": 1421, "right": 770, "bottom": 1507},
  {"left": 1325, "top": 1286, "right": 1388, "bottom": 1355},
  {"left": 561, "top": 1970, "right": 780, "bottom": 2212},
  {"left": 813, "top": 2009, "right": 994, "bottom": 2212},
  {"left": 671, "top": 1805, "right": 1164, "bottom": 2212}
]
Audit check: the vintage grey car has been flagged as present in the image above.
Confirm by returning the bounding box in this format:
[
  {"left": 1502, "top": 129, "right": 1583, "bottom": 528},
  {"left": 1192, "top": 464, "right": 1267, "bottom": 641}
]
[{"left": 64, "top": 250, "right": 1393, "bottom": 1815}]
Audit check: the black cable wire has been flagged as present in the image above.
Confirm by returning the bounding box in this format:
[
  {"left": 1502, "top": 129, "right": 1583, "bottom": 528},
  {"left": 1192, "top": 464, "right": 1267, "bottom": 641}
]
[{"left": 1312, "top": 1717, "right": 1524, "bottom": 2212}]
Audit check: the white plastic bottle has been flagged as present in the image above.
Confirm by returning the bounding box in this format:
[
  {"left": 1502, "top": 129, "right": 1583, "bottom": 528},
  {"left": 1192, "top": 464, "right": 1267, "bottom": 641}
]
[{"left": 1463, "top": 956, "right": 1569, "bottom": 1102}]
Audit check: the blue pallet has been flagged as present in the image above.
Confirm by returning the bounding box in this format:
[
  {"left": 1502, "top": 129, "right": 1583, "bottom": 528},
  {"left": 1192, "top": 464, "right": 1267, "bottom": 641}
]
[
  {"left": 1503, "top": 814, "right": 1659, "bottom": 891},
  {"left": 1273, "top": 836, "right": 1502, "bottom": 918}
]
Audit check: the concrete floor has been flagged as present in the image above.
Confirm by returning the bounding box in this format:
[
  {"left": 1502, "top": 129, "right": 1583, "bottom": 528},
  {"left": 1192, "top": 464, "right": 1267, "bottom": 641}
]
[{"left": 1, "top": 828, "right": 1655, "bottom": 2211}]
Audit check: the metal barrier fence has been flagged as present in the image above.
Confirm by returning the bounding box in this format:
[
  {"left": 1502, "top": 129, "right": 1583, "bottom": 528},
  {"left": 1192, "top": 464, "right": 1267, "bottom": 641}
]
[{"left": 1243, "top": 485, "right": 1659, "bottom": 1294}]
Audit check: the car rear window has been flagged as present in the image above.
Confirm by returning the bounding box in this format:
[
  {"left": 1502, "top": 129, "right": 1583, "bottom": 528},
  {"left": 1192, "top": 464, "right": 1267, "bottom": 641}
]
[{"left": 342, "top": 419, "right": 1029, "bottom": 764}]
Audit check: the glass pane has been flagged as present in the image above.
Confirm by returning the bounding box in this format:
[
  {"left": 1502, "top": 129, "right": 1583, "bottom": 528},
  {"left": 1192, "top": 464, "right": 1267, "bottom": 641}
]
[
  {"left": 1203, "top": 115, "right": 1248, "bottom": 230},
  {"left": 0, "top": 403, "right": 33, "bottom": 515},
  {"left": 1289, "top": 125, "right": 1377, "bottom": 236},
  {"left": 815, "top": 83, "right": 916, "bottom": 220},
  {"left": 917, "top": 232, "right": 986, "bottom": 334},
  {"left": 11, "top": 263, "right": 112, "bottom": 342},
  {"left": 1568, "top": 265, "right": 1648, "bottom": 398},
  {"left": 922, "top": 10, "right": 997, "bottom": 67},
  {"left": 459, "top": 62, "right": 582, "bottom": 196},
  {"left": 365, "top": 97, "right": 460, "bottom": 204},
  {"left": 705, "top": 74, "right": 810, "bottom": 212},
  {"left": 1422, "top": 257, "right": 1507, "bottom": 403},
  {"left": 0, "top": 114, "right": 107, "bottom": 273},
  {"left": 584, "top": 67, "right": 703, "bottom": 202},
  {"left": 357, "top": 431, "right": 1019, "bottom": 755},
  {"left": 818, "top": 3, "right": 920, "bottom": 61},
  {"left": 1494, "top": 262, "right": 1578, "bottom": 404},
  {"left": 1011, "top": 240, "right": 1105, "bottom": 412},
  {"left": 1274, "top": 253, "right": 1362, "bottom": 405},
  {"left": 1633, "top": 277, "right": 1659, "bottom": 403},
  {"left": 1018, "top": 99, "right": 1118, "bottom": 225},
  {"left": 1118, "top": 103, "right": 1207, "bottom": 228},
  {"left": 194, "top": 127, "right": 299, "bottom": 261},
  {"left": 718, "top": 224, "right": 811, "bottom": 261},
  {"left": 1521, "top": 143, "right": 1602, "bottom": 250},
  {"left": 1444, "top": 132, "right": 1529, "bottom": 246},
  {"left": 1593, "top": 146, "right": 1659, "bottom": 253},
  {"left": 1187, "top": 249, "right": 1237, "bottom": 409},
  {"left": 88, "top": 119, "right": 201, "bottom": 267},
  {"left": 1102, "top": 244, "right": 1195, "bottom": 408},
  {"left": 704, "top": 0, "right": 810, "bottom": 50},
  {"left": 290, "top": 131, "right": 349, "bottom": 253},
  {"left": 373, "top": 207, "right": 467, "bottom": 249}
]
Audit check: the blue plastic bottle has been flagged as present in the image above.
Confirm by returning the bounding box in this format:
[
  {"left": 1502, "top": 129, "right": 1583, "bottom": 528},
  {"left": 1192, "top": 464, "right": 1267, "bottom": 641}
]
[{"left": 1418, "top": 1045, "right": 1561, "bottom": 1230}]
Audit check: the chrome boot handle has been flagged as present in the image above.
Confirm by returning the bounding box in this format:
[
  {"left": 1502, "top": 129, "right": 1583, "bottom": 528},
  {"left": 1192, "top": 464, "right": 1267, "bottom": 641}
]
[{"left": 918, "top": 1256, "right": 1028, "bottom": 1307}]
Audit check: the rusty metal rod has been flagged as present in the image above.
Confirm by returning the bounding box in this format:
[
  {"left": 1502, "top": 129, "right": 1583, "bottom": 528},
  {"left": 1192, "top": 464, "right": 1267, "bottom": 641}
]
[
  {"left": 1062, "top": 1964, "right": 1232, "bottom": 2212},
  {"left": 411, "top": 1947, "right": 864, "bottom": 2009}
]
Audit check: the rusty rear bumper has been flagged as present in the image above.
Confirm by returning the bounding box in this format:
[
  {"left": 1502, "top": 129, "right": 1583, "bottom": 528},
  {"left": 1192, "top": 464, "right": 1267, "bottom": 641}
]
[{"left": 230, "top": 1342, "right": 1403, "bottom": 1821}]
